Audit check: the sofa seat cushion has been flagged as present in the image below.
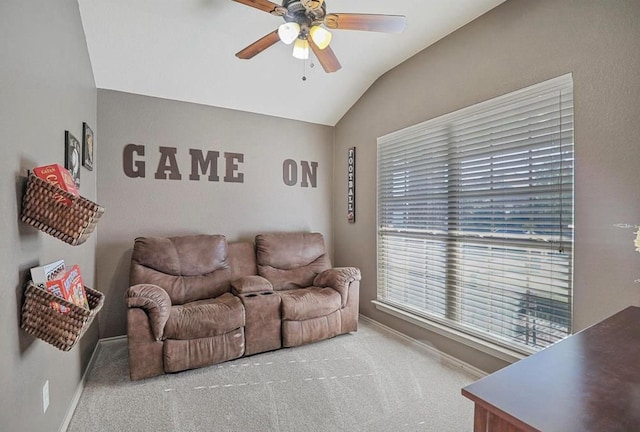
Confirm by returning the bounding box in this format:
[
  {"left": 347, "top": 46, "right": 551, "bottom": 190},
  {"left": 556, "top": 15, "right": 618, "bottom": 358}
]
[
  {"left": 280, "top": 287, "right": 341, "bottom": 321},
  {"left": 164, "top": 293, "right": 245, "bottom": 340}
]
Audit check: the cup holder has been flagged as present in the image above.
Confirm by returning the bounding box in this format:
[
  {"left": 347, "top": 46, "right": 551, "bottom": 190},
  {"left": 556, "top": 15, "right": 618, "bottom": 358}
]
[
  {"left": 260, "top": 292, "right": 274, "bottom": 296},
  {"left": 245, "top": 294, "right": 258, "bottom": 297}
]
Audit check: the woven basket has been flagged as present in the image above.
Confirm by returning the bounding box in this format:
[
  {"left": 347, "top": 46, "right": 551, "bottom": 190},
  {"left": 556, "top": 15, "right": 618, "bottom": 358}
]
[
  {"left": 21, "top": 283, "right": 105, "bottom": 351},
  {"left": 20, "top": 173, "right": 105, "bottom": 246}
]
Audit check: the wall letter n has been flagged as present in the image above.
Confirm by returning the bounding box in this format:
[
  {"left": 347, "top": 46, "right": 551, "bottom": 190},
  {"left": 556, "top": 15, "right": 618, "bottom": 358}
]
[{"left": 300, "top": 161, "right": 318, "bottom": 188}]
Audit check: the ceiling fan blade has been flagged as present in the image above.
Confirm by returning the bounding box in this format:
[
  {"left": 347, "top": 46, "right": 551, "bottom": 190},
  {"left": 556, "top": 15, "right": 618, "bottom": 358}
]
[
  {"left": 325, "top": 13, "right": 407, "bottom": 33},
  {"left": 235, "top": 30, "right": 280, "bottom": 59},
  {"left": 309, "top": 39, "right": 341, "bottom": 73},
  {"left": 231, "top": 0, "right": 286, "bottom": 16}
]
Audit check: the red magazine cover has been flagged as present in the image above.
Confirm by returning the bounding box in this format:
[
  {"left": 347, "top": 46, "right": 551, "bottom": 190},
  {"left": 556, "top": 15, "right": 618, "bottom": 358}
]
[
  {"left": 33, "top": 164, "right": 79, "bottom": 206},
  {"left": 45, "top": 264, "right": 89, "bottom": 314}
]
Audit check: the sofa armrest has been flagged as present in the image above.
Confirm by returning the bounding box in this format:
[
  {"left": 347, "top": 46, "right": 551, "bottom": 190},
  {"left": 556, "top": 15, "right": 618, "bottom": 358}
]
[
  {"left": 231, "top": 275, "right": 273, "bottom": 295},
  {"left": 126, "top": 284, "right": 171, "bottom": 341},
  {"left": 313, "top": 267, "right": 361, "bottom": 307}
]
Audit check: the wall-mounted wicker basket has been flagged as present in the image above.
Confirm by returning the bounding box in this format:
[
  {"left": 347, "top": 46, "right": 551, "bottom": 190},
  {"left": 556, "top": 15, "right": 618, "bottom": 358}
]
[
  {"left": 20, "top": 173, "right": 105, "bottom": 246},
  {"left": 21, "top": 283, "right": 105, "bottom": 351}
]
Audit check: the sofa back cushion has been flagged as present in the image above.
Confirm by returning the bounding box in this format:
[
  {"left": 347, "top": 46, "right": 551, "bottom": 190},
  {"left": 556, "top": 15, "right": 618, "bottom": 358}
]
[
  {"left": 130, "top": 235, "right": 232, "bottom": 305},
  {"left": 228, "top": 241, "right": 258, "bottom": 280},
  {"left": 256, "top": 232, "right": 331, "bottom": 291}
]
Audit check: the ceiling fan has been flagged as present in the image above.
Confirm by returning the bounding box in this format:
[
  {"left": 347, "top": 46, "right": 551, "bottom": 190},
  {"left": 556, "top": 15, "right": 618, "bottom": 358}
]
[{"left": 232, "top": 0, "right": 407, "bottom": 73}]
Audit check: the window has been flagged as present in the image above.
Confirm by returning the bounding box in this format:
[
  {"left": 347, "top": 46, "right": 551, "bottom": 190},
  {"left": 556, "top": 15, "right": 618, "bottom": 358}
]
[{"left": 376, "top": 75, "right": 574, "bottom": 354}]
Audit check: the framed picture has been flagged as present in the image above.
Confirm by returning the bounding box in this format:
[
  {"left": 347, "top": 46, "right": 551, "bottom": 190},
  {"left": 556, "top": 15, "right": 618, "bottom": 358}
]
[
  {"left": 65, "top": 130, "right": 81, "bottom": 188},
  {"left": 82, "top": 122, "right": 94, "bottom": 171}
]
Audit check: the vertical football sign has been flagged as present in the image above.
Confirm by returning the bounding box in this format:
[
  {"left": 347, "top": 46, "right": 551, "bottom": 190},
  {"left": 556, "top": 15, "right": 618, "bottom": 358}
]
[{"left": 347, "top": 147, "right": 356, "bottom": 223}]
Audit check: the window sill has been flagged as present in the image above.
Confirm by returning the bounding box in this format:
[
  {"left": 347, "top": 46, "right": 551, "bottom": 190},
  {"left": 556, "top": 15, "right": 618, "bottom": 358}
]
[{"left": 372, "top": 300, "right": 527, "bottom": 364}]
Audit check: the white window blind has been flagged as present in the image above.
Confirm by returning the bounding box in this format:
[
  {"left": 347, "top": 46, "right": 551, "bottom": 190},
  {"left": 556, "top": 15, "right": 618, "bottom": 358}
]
[{"left": 377, "top": 74, "right": 574, "bottom": 353}]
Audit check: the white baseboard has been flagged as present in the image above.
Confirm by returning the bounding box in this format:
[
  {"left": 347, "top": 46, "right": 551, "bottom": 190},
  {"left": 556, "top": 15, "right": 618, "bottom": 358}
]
[
  {"left": 58, "top": 343, "right": 100, "bottom": 432},
  {"left": 371, "top": 301, "right": 526, "bottom": 364},
  {"left": 58, "top": 335, "right": 127, "bottom": 432},
  {"left": 359, "top": 314, "right": 488, "bottom": 380},
  {"left": 99, "top": 334, "right": 128, "bottom": 344}
]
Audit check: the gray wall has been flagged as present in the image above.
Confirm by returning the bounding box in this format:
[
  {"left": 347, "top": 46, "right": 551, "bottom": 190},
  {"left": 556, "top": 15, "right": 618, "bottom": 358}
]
[
  {"left": 333, "top": 0, "right": 640, "bottom": 373},
  {"left": 96, "top": 90, "right": 335, "bottom": 338},
  {"left": 0, "top": 1, "right": 98, "bottom": 431},
  {"left": 3, "top": 3, "right": 639, "bottom": 430}
]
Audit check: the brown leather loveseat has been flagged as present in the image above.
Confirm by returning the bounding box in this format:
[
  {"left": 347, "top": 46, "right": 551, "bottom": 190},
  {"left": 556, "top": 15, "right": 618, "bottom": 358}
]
[{"left": 126, "top": 232, "right": 361, "bottom": 380}]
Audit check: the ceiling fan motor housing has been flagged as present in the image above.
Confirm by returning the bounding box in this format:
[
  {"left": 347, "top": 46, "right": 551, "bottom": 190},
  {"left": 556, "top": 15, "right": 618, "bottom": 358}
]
[{"left": 282, "top": 0, "right": 327, "bottom": 30}]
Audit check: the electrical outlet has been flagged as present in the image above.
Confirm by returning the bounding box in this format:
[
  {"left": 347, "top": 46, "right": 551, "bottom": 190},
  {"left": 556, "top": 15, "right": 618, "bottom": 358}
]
[{"left": 42, "top": 380, "right": 49, "bottom": 413}]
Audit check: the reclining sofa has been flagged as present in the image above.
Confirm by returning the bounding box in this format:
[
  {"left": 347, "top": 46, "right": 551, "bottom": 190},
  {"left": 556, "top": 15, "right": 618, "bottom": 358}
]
[{"left": 126, "top": 232, "right": 361, "bottom": 380}]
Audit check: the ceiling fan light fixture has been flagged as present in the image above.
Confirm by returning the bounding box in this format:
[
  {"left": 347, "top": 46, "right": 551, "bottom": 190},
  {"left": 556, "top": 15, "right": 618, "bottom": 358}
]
[
  {"left": 278, "top": 22, "right": 301, "bottom": 45},
  {"left": 292, "top": 38, "right": 310, "bottom": 60},
  {"left": 310, "top": 26, "right": 332, "bottom": 50}
]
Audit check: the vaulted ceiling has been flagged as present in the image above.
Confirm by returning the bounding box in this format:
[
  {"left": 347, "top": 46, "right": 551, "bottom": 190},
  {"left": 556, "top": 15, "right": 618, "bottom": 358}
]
[{"left": 78, "top": 0, "right": 506, "bottom": 126}]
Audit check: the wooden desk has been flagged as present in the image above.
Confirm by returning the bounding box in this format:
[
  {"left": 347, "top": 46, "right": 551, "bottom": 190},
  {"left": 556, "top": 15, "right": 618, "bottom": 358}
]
[{"left": 462, "top": 306, "right": 640, "bottom": 432}]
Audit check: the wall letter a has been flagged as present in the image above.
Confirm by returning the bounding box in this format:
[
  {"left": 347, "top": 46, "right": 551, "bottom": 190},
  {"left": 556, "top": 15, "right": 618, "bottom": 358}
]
[{"left": 155, "top": 147, "right": 182, "bottom": 180}]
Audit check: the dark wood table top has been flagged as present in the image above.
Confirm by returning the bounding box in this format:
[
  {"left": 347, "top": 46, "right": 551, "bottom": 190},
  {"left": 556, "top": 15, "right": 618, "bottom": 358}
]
[{"left": 462, "top": 306, "right": 640, "bottom": 432}]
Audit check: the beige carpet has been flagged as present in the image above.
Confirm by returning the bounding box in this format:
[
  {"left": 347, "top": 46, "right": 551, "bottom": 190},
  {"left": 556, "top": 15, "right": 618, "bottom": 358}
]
[{"left": 67, "top": 319, "right": 480, "bottom": 432}]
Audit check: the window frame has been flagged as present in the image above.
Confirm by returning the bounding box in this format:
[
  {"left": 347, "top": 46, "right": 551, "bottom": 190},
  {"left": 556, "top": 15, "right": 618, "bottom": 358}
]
[{"left": 375, "top": 74, "right": 574, "bottom": 357}]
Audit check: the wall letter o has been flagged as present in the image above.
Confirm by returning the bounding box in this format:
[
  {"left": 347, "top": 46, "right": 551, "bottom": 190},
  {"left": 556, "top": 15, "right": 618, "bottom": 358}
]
[{"left": 282, "top": 159, "right": 297, "bottom": 186}]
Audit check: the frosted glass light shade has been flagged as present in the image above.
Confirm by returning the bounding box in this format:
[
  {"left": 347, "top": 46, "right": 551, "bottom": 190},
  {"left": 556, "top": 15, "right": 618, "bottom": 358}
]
[
  {"left": 310, "top": 26, "right": 332, "bottom": 50},
  {"left": 278, "top": 22, "right": 301, "bottom": 45},
  {"left": 292, "top": 38, "right": 309, "bottom": 59}
]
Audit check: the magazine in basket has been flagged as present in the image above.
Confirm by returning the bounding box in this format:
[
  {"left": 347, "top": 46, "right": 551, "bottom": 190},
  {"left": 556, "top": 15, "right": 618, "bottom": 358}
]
[
  {"left": 32, "top": 163, "right": 79, "bottom": 206},
  {"left": 31, "top": 263, "right": 89, "bottom": 314},
  {"left": 30, "top": 260, "right": 66, "bottom": 288}
]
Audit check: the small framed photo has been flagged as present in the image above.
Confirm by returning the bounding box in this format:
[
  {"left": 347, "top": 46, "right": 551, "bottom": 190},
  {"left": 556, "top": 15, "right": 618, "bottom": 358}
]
[
  {"left": 65, "top": 130, "right": 81, "bottom": 188},
  {"left": 82, "top": 122, "right": 94, "bottom": 171}
]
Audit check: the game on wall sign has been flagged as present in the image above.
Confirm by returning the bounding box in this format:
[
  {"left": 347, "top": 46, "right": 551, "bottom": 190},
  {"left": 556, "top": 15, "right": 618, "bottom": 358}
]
[{"left": 122, "top": 144, "right": 319, "bottom": 188}]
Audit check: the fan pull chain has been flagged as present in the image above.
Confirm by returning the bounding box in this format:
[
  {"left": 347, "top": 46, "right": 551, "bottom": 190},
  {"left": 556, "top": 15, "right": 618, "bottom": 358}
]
[{"left": 301, "top": 59, "right": 315, "bottom": 81}]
